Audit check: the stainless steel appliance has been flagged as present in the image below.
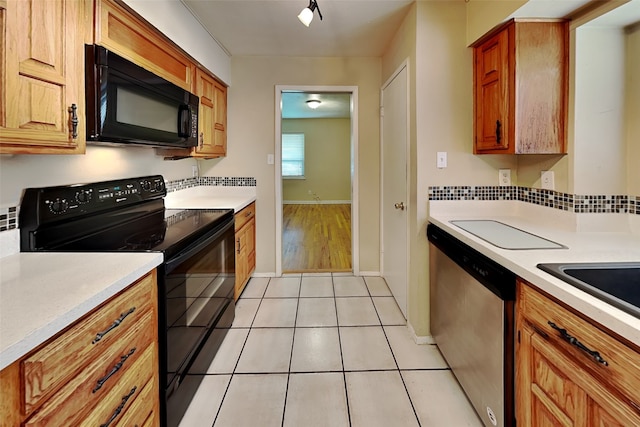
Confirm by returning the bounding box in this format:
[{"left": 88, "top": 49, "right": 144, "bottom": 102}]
[
  {"left": 19, "top": 176, "right": 234, "bottom": 427},
  {"left": 427, "top": 223, "right": 516, "bottom": 427},
  {"left": 85, "top": 45, "right": 199, "bottom": 148}
]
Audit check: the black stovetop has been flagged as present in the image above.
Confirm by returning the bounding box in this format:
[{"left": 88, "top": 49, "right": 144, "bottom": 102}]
[{"left": 19, "top": 175, "right": 233, "bottom": 258}]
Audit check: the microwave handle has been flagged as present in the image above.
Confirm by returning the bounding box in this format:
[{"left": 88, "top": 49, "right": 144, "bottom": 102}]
[{"left": 178, "top": 104, "right": 192, "bottom": 138}]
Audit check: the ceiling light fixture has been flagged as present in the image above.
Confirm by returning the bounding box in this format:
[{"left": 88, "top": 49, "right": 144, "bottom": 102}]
[
  {"left": 306, "top": 99, "right": 321, "bottom": 109},
  {"left": 298, "top": 0, "right": 323, "bottom": 27}
]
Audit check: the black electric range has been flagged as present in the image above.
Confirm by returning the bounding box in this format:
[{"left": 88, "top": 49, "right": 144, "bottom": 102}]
[{"left": 19, "top": 175, "right": 236, "bottom": 427}]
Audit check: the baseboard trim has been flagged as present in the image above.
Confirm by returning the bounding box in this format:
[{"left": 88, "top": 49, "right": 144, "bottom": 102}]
[
  {"left": 407, "top": 322, "right": 436, "bottom": 345},
  {"left": 283, "top": 200, "right": 352, "bottom": 205}
]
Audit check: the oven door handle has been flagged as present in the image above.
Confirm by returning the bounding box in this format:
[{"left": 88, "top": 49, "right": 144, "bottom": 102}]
[{"left": 164, "top": 219, "right": 234, "bottom": 274}]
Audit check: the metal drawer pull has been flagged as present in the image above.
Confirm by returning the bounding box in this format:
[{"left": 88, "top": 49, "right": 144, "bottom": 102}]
[
  {"left": 237, "top": 237, "right": 241, "bottom": 254},
  {"left": 100, "top": 386, "right": 137, "bottom": 427},
  {"left": 92, "top": 307, "right": 136, "bottom": 344},
  {"left": 495, "top": 119, "right": 502, "bottom": 145},
  {"left": 69, "top": 104, "right": 78, "bottom": 139},
  {"left": 548, "top": 321, "right": 609, "bottom": 366},
  {"left": 93, "top": 348, "right": 136, "bottom": 393}
]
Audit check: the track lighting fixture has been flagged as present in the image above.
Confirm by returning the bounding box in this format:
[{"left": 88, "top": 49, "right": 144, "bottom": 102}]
[
  {"left": 298, "top": 0, "right": 323, "bottom": 27},
  {"left": 306, "top": 99, "right": 321, "bottom": 109}
]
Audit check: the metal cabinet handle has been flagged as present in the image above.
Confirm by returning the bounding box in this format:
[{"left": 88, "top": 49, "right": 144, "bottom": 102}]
[
  {"left": 495, "top": 119, "right": 502, "bottom": 145},
  {"left": 100, "top": 386, "right": 137, "bottom": 427},
  {"left": 547, "top": 321, "right": 609, "bottom": 366},
  {"left": 394, "top": 202, "right": 405, "bottom": 210},
  {"left": 92, "top": 307, "right": 136, "bottom": 344},
  {"left": 69, "top": 104, "right": 78, "bottom": 139},
  {"left": 93, "top": 348, "right": 136, "bottom": 393},
  {"left": 246, "top": 211, "right": 253, "bottom": 217},
  {"left": 237, "top": 237, "right": 241, "bottom": 254},
  {"left": 199, "top": 132, "right": 204, "bottom": 150}
]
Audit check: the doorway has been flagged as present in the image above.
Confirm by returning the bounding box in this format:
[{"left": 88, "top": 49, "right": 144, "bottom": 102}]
[{"left": 275, "top": 86, "right": 359, "bottom": 276}]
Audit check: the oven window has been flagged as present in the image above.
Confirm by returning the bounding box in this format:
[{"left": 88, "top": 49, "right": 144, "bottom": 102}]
[{"left": 164, "top": 225, "right": 235, "bottom": 382}]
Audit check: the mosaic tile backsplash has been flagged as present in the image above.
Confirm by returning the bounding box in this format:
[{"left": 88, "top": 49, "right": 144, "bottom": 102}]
[
  {"left": 428, "top": 186, "right": 640, "bottom": 215},
  {"left": 1, "top": 181, "right": 637, "bottom": 233},
  {"left": 165, "top": 176, "right": 257, "bottom": 192}
]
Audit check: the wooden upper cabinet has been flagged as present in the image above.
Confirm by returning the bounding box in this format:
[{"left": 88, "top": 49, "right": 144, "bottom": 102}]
[
  {"left": 94, "top": 0, "right": 193, "bottom": 91},
  {"left": 0, "top": 0, "right": 87, "bottom": 154},
  {"left": 192, "top": 68, "right": 227, "bottom": 158},
  {"left": 473, "top": 20, "right": 569, "bottom": 154}
]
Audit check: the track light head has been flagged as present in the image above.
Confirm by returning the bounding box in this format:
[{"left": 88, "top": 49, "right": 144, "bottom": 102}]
[{"left": 298, "top": 0, "right": 323, "bottom": 27}]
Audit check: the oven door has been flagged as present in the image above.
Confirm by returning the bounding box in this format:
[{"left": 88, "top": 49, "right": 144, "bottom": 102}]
[{"left": 160, "top": 218, "right": 235, "bottom": 427}]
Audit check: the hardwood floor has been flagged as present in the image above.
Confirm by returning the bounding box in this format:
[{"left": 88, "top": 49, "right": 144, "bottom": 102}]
[{"left": 283, "top": 204, "right": 352, "bottom": 273}]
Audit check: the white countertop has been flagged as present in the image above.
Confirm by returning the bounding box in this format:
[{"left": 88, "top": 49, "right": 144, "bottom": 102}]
[
  {"left": 0, "top": 252, "right": 162, "bottom": 370},
  {"left": 429, "top": 200, "right": 640, "bottom": 346},
  {"left": 164, "top": 186, "right": 256, "bottom": 212}
]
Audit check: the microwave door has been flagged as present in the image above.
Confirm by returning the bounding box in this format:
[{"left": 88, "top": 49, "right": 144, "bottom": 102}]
[{"left": 93, "top": 68, "right": 197, "bottom": 147}]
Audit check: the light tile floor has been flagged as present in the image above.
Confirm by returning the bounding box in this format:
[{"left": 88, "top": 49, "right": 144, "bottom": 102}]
[{"left": 178, "top": 275, "right": 483, "bottom": 427}]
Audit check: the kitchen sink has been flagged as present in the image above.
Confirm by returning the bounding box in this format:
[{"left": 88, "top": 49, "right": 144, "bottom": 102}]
[{"left": 537, "top": 263, "right": 640, "bottom": 319}]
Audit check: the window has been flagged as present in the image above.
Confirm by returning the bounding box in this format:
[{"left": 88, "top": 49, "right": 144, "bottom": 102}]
[{"left": 282, "top": 133, "right": 305, "bottom": 178}]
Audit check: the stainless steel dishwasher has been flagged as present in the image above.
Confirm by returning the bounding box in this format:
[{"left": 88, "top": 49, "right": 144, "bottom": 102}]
[{"left": 427, "top": 223, "right": 516, "bottom": 427}]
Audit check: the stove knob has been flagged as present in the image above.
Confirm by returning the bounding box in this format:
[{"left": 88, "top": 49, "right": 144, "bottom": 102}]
[
  {"left": 142, "top": 180, "right": 152, "bottom": 191},
  {"left": 154, "top": 181, "right": 164, "bottom": 192},
  {"left": 50, "top": 198, "right": 69, "bottom": 214},
  {"left": 76, "top": 190, "right": 92, "bottom": 204}
]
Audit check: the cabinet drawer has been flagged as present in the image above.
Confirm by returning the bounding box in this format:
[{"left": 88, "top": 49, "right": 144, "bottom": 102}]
[
  {"left": 22, "top": 273, "right": 155, "bottom": 415},
  {"left": 23, "top": 311, "right": 156, "bottom": 426},
  {"left": 235, "top": 203, "right": 255, "bottom": 232},
  {"left": 519, "top": 281, "right": 640, "bottom": 409},
  {"left": 114, "top": 374, "right": 157, "bottom": 427},
  {"left": 76, "top": 344, "right": 155, "bottom": 427}
]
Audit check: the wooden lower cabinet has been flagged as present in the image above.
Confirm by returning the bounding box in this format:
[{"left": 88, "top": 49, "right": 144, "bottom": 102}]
[
  {"left": 516, "top": 279, "right": 640, "bottom": 426},
  {"left": 0, "top": 270, "right": 160, "bottom": 427},
  {"left": 235, "top": 203, "right": 256, "bottom": 300}
]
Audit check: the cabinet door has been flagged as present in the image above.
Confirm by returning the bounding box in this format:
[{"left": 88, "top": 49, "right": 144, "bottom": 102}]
[
  {"left": 95, "top": 0, "right": 192, "bottom": 91},
  {"left": 194, "top": 69, "right": 226, "bottom": 157},
  {"left": 517, "top": 324, "right": 588, "bottom": 427},
  {"left": 235, "top": 226, "right": 248, "bottom": 300},
  {"left": 1, "top": 0, "right": 86, "bottom": 154},
  {"left": 474, "top": 29, "right": 510, "bottom": 153}
]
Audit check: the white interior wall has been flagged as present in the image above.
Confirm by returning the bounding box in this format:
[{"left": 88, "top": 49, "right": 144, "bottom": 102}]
[
  {"left": 626, "top": 24, "right": 640, "bottom": 195},
  {"left": 0, "top": 146, "right": 194, "bottom": 209},
  {"left": 573, "top": 27, "right": 627, "bottom": 194}
]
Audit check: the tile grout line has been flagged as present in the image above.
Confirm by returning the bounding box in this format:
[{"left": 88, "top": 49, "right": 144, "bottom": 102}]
[
  {"left": 210, "top": 277, "right": 268, "bottom": 427},
  {"left": 332, "top": 273, "right": 353, "bottom": 427},
  {"left": 280, "top": 275, "right": 303, "bottom": 427}
]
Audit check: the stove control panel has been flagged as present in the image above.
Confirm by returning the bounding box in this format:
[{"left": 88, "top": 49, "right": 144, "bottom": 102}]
[{"left": 20, "top": 175, "right": 167, "bottom": 225}]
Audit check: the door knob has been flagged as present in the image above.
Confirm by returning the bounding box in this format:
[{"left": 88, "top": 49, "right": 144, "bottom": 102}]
[{"left": 394, "top": 202, "right": 405, "bottom": 210}]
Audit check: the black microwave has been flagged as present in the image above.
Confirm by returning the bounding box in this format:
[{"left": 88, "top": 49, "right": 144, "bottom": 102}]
[{"left": 85, "top": 45, "right": 198, "bottom": 148}]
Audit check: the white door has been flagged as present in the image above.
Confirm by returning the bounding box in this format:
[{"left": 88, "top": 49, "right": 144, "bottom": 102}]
[{"left": 381, "top": 65, "right": 408, "bottom": 317}]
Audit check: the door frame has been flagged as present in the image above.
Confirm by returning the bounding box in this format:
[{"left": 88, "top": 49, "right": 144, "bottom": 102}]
[
  {"left": 274, "top": 85, "right": 360, "bottom": 277},
  {"left": 380, "top": 60, "right": 410, "bottom": 315}
]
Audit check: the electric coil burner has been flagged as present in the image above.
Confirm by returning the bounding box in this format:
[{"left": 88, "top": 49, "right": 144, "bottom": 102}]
[{"left": 19, "top": 175, "right": 236, "bottom": 427}]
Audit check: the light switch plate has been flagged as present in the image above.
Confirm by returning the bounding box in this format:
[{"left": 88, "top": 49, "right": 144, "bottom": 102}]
[
  {"left": 436, "top": 152, "right": 447, "bottom": 168},
  {"left": 267, "top": 154, "right": 275, "bottom": 165},
  {"left": 192, "top": 165, "right": 198, "bottom": 178}
]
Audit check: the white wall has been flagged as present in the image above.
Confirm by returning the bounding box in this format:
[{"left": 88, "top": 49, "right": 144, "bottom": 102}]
[
  {"left": 0, "top": 146, "right": 195, "bottom": 209},
  {"left": 627, "top": 24, "right": 640, "bottom": 195},
  {"left": 573, "top": 27, "right": 627, "bottom": 194},
  {"left": 200, "top": 56, "right": 382, "bottom": 276}
]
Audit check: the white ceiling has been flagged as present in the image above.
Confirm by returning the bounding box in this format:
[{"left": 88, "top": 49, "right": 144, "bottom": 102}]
[
  {"left": 181, "top": 0, "right": 414, "bottom": 57},
  {"left": 180, "top": 0, "right": 639, "bottom": 118}
]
